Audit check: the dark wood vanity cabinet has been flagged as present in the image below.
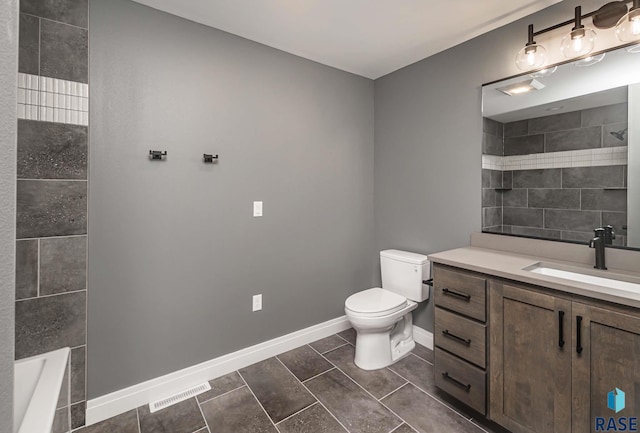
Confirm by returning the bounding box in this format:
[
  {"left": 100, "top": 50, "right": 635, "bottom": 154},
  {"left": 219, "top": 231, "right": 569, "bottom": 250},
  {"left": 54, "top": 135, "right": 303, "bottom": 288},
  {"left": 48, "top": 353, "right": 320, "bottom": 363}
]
[{"left": 434, "top": 263, "right": 640, "bottom": 433}]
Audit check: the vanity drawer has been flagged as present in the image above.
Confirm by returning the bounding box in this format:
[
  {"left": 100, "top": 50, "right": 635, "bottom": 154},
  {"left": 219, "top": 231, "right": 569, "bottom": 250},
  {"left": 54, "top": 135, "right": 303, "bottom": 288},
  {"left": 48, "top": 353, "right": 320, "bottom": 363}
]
[
  {"left": 434, "top": 265, "right": 487, "bottom": 322},
  {"left": 435, "top": 307, "right": 486, "bottom": 368},
  {"left": 435, "top": 348, "right": 486, "bottom": 415}
]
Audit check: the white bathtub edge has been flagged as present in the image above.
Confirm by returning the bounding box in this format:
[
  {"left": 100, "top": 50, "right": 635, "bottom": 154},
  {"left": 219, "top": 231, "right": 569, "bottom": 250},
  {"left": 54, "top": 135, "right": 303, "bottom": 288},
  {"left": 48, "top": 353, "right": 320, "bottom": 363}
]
[
  {"left": 86, "top": 316, "right": 351, "bottom": 426},
  {"left": 15, "top": 347, "right": 70, "bottom": 433}
]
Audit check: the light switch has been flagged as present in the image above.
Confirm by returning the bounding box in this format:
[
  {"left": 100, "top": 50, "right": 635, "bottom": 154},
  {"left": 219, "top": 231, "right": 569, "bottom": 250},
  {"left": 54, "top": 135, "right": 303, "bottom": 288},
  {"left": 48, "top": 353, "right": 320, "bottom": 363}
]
[{"left": 253, "top": 201, "right": 263, "bottom": 217}]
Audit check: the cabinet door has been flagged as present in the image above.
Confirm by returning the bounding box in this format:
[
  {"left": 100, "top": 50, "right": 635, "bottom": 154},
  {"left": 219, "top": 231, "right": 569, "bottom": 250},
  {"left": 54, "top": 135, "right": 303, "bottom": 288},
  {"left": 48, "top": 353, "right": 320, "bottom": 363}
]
[
  {"left": 489, "top": 282, "right": 572, "bottom": 433},
  {"left": 572, "top": 303, "right": 640, "bottom": 433}
]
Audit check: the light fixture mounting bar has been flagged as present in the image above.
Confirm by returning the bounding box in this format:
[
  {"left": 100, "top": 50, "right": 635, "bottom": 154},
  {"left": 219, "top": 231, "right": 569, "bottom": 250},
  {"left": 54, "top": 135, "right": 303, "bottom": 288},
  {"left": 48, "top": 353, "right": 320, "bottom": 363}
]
[{"left": 531, "top": 0, "right": 633, "bottom": 37}]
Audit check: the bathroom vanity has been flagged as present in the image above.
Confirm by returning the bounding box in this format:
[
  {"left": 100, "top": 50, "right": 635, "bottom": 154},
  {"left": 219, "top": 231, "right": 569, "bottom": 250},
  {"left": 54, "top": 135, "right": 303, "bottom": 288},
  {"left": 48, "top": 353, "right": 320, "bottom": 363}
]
[{"left": 429, "top": 233, "right": 640, "bottom": 433}]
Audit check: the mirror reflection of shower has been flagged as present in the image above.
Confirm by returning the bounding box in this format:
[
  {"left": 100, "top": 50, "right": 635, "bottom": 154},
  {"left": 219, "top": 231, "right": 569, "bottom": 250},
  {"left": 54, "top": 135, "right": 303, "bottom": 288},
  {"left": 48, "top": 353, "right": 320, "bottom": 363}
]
[{"left": 610, "top": 127, "right": 628, "bottom": 141}]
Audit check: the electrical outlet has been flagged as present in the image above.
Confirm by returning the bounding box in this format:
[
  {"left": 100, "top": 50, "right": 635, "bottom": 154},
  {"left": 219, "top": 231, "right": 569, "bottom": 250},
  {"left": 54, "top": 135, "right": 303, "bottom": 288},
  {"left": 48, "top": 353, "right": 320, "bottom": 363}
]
[
  {"left": 252, "top": 294, "right": 262, "bottom": 311},
  {"left": 253, "top": 201, "right": 263, "bottom": 217}
]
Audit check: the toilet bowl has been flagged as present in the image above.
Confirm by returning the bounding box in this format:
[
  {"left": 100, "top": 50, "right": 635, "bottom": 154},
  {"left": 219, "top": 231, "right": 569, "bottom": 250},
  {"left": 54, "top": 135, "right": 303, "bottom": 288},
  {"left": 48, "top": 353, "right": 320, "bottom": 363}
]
[{"left": 345, "top": 250, "right": 430, "bottom": 370}]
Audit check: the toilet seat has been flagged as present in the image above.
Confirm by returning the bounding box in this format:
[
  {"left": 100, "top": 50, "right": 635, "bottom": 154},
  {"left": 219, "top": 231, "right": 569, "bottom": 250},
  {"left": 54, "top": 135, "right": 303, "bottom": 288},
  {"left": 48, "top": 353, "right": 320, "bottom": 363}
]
[{"left": 345, "top": 288, "right": 408, "bottom": 317}]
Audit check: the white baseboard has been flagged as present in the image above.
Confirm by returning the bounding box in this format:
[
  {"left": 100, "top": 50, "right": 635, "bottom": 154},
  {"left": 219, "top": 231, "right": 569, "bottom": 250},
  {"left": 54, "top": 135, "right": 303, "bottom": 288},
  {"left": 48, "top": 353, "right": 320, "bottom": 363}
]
[
  {"left": 413, "top": 325, "right": 434, "bottom": 350},
  {"left": 86, "top": 315, "right": 351, "bottom": 426}
]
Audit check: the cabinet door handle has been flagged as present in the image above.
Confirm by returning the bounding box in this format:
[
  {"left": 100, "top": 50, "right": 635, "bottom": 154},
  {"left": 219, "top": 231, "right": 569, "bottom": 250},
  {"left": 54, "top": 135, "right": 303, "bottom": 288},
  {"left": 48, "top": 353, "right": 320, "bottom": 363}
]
[
  {"left": 442, "top": 372, "right": 471, "bottom": 392},
  {"left": 442, "top": 329, "right": 472, "bottom": 346},
  {"left": 558, "top": 310, "right": 565, "bottom": 348},
  {"left": 442, "top": 288, "right": 471, "bottom": 301},
  {"left": 576, "top": 315, "right": 583, "bottom": 354}
]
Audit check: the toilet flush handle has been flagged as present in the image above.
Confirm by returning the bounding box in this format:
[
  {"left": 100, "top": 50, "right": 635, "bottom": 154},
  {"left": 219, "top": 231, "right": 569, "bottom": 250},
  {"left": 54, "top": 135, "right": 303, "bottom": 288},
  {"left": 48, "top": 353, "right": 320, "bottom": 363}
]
[{"left": 422, "top": 278, "right": 433, "bottom": 286}]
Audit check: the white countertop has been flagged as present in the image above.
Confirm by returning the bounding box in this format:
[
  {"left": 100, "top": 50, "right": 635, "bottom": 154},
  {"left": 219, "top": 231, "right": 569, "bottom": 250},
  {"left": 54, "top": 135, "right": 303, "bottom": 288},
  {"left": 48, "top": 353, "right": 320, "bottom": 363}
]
[{"left": 428, "top": 246, "right": 640, "bottom": 309}]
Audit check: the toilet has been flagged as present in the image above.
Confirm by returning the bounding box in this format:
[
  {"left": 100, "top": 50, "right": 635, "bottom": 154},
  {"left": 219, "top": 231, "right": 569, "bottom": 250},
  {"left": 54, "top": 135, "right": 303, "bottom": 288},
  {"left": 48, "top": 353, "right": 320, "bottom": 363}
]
[{"left": 345, "top": 249, "right": 430, "bottom": 370}]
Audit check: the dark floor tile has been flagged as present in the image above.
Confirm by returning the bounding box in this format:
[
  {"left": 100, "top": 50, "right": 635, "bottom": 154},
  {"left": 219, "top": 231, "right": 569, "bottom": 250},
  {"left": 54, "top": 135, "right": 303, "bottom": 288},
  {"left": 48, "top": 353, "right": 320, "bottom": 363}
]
[
  {"left": 18, "top": 120, "right": 88, "bottom": 179},
  {"left": 16, "top": 180, "right": 87, "bottom": 239},
  {"left": 323, "top": 344, "right": 406, "bottom": 399},
  {"left": 52, "top": 406, "right": 70, "bottom": 433},
  {"left": 393, "top": 424, "right": 419, "bottom": 433},
  {"left": 562, "top": 166, "right": 624, "bottom": 188},
  {"left": 240, "top": 357, "right": 316, "bottom": 423},
  {"left": 529, "top": 111, "right": 581, "bottom": 134},
  {"left": 71, "top": 346, "right": 85, "bottom": 403},
  {"left": 383, "top": 384, "right": 485, "bottom": 433},
  {"left": 310, "top": 335, "right": 349, "bottom": 354},
  {"left": 40, "top": 19, "right": 88, "bottom": 83},
  {"left": 388, "top": 354, "right": 436, "bottom": 395},
  {"left": 544, "top": 209, "right": 601, "bottom": 232},
  {"left": 138, "top": 397, "right": 205, "bottom": 433},
  {"left": 200, "top": 386, "right": 277, "bottom": 433},
  {"left": 337, "top": 328, "right": 356, "bottom": 345},
  {"left": 15, "top": 239, "right": 38, "bottom": 300},
  {"left": 19, "top": 13, "right": 39, "bottom": 74},
  {"left": 40, "top": 236, "right": 87, "bottom": 295},
  {"left": 278, "top": 345, "right": 333, "bottom": 382},
  {"left": 305, "top": 369, "right": 401, "bottom": 433},
  {"left": 197, "top": 372, "right": 244, "bottom": 403},
  {"left": 71, "top": 401, "right": 85, "bottom": 429},
  {"left": 15, "top": 291, "right": 86, "bottom": 359},
  {"left": 21, "top": 0, "right": 88, "bottom": 28},
  {"left": 582, "top": 103, "right": 628, "bottom": 127},
  {"left": 277, "top": 403, "right": 347, "bottom": 433},
  {"left": 412, "top": 344, "right": 433, "bottom": 364},
  {"left": 75, "top": 408, "right": 136, "bottom": 433}
]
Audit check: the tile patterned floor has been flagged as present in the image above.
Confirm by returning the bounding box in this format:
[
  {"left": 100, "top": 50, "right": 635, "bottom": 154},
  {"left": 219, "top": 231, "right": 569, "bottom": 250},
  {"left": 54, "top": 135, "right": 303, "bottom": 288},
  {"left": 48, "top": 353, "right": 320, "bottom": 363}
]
[{"left": 77, "top": 329, "right": 510, "bottom": 433}]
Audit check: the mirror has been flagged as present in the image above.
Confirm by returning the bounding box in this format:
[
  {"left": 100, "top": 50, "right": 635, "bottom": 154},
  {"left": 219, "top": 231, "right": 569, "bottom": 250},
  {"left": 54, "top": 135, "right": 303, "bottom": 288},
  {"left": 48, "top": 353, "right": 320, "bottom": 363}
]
[{"left": 481, "top": 45, "right": 640, "bottom": 250}]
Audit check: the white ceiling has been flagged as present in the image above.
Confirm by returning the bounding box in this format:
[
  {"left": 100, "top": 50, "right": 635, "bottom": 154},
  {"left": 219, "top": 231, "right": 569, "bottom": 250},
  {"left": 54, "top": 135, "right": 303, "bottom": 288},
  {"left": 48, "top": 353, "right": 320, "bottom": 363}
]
[{"left": 131, "top": 0, "right": 563, "bottom": 79}]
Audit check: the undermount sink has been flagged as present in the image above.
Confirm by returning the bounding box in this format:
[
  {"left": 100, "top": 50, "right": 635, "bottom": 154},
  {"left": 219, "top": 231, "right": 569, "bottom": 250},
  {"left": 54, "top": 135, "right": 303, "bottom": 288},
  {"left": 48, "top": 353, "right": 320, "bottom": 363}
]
[{"left": 524, "top": 263, "right": 640, "bottom": 293}]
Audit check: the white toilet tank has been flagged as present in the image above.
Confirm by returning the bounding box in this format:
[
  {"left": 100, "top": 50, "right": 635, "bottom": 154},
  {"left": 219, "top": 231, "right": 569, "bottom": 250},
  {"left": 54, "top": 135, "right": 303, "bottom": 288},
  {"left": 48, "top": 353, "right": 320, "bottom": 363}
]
[{"left": 380, "top": 249, "right": 430, "bottom": 302}]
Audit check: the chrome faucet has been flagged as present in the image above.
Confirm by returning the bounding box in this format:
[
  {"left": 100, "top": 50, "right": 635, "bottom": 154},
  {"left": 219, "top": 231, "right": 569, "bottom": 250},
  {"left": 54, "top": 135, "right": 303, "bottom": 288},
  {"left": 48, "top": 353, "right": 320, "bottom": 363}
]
[{"left": 589, "top": 228, "right": 607, "bottom": 270}]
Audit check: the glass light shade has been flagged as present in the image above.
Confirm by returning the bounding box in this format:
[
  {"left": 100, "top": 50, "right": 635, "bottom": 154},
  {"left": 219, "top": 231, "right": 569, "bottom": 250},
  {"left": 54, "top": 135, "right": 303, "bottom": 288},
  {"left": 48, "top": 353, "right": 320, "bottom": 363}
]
[
  {"left": 560, "top": 28, "right": 596, "bottom": 58},
  {"left": 615, "top": 9, "right": 640, "bottom": 42},
  {"left": 515, "top": 44, "right": 547, "bottom": 71},
  {"left": 529, "top": 66, "right": 558, "bottom": 78},
  {"left": 574, "top": 52, "right": 606, "bottom": 67}
]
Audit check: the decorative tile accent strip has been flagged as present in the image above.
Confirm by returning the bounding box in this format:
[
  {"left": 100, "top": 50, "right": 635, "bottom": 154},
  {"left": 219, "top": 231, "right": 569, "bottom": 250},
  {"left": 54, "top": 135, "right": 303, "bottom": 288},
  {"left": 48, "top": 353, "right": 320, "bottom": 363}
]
[
  {"left": 17, "top": 73, "right": 89, "bottom": 126},
  {"left": 482, "top": 146, "right": 628, "bottom": 171}
]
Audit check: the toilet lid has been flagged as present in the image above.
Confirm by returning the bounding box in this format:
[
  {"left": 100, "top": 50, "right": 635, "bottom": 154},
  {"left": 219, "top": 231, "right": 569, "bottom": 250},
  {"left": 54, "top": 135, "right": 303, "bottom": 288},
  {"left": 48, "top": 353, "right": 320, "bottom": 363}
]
[{"left": 345, "top": 288, "right": 407, "bottom": 316}]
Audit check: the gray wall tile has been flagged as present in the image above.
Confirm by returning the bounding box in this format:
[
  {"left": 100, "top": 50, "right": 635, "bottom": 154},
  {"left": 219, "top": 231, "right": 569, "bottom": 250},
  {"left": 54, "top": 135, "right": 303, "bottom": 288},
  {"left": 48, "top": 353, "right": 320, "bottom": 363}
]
[
  {"left": 503, "top": 171, "right": 513, "bottom": 189},
  {"left": 71, "top": 346, "right": 85, "bottom": 403},
  {"left": 504, "top": 134, "right": 544, "bottom": 156},
  {"left": 561, "top": 230, "right": 593, "bottom": 243},
  {"left": 200, "top": 387, "right": 277, "bottom": 433},
  {"left": 483, "top": 207, "right": 502, "bottom": 228},
  {"left": 489, "top": 170, "right": 503, "bottom": 189},
  {"left": 581, "top": 189, "right": 627, "bottom": 212},
  {"left": 504, "top": 120, "right": 528, "bottom": 138},
  {"left": 603, "top": 122, "right": 628, "bottom": 147},
  {"left": 15, "top": 291, "right": 86, "bottom": 359},
  {"left": 582, "top": 103, "right": 628, "bottom": 127},
  {"left": 501, "top": 189, "right": 527, "bottom": 207},
  {"left": 15, "top": 239, "right": 38, "bottom": 300},
  {"left": 18, "top": 120, "right": 88, "bottom": 180},
  {"left": 40, "top": 236, "right": 86, "bottom": 295},
  {"left": 40, "top": 19, "right": 88, "bottom": 83},
  {"left": 545, "top": 209, "right": 601, "bottom": 231},
  {"left": 602, "top": 211, "right": 627, "bottom": 236},
  {"left": 21, "top": 0, "right": 88, "bottom": 28},
  {"left": 562, "top": 166, "right": 625, "bottom": 188},
  {"left": 482, "top": 189, "right": 496, "bottom": 207},
  {"left": 503, "top": 207, "right": 543, "bottom": 228},
  {"left": 138, "top": 398, "right": 206, "bottom": 433},
  {"left": 19, "top": 13, "right": 39, "bottom": 74},
  {"left": 482, "top": 132, "right": 503, "bottom": 156},
  {"left": 544, "top": 126, "right": 601, "bottom": 152},
  {"left": 529, "top": 111, "right": 581, "bottom": 133},
  {"left": 528, "top": 189, "right": 580, "bottom": 209},
  {"left": 482, "top": 117, "right": 502, "bottom": 136},
  {"left": 510, "top": 226, "right": 562, "bottom": 239},
  {"left": 16, "top": 180, "right": 87, "bottom": 239},
  {"left": 513, "top": 169, "right": 561, "bottom": 188}
]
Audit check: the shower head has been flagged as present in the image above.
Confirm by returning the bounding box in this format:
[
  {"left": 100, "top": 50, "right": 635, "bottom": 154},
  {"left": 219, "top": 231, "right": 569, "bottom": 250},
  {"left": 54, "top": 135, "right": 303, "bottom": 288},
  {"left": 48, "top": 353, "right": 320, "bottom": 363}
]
[{"left": 610, "top": 128, "right": 628, "bottom": 141}]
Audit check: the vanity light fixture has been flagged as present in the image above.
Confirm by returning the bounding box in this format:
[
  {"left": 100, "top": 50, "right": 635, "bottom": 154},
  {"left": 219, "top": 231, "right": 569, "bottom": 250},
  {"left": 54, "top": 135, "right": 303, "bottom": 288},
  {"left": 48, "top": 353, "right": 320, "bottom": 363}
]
[
  {"left": 497, "top": 79, "right": 545, "bottom": 96},
  {"left": 516, "top": 1, "right": 633, "bottom": 70},
  {"left": 529, "top": 66, "right": 558, "bottom": 78},
  {"left": 616, "top": 0, "right": 640, "bottom": 42},
  {"left": 574, "top": 52, "right": 607, "bottom": 66}
]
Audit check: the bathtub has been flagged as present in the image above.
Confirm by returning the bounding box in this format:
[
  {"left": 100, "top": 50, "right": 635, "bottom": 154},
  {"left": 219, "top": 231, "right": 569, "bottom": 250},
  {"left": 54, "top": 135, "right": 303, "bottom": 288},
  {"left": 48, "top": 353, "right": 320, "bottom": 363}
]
[{"left": 14, "top": 348, "right": 70, "bottom": 433}]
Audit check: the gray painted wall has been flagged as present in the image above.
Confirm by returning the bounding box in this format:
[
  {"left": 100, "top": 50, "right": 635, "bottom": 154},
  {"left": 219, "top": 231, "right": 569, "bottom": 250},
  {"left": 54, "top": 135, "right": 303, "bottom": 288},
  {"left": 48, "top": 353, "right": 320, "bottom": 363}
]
[
  {"left": 0, "top": 0, "right": 17, "bottom": 429},
  {"left": 88, "top": 0, "right": 374, "bottom": 398},
  {"left": 373, "top": 0, "right": 610, "bottom": 330}
]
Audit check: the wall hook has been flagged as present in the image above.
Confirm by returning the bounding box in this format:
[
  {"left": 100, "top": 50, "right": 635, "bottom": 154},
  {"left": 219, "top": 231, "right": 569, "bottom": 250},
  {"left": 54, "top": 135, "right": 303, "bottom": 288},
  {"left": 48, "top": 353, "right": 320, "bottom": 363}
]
[
  {"left": 149, "top": 150, "right": 167, "bottom": 160},
  {"left": 203, "top": 154, "right": 219, "bottom": 163}
]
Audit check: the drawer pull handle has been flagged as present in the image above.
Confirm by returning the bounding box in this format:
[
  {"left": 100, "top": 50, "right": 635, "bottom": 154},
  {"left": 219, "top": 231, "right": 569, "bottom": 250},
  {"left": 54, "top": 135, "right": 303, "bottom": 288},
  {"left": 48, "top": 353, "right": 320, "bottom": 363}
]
[
  {"left": 558, "top": 310, "right": 565, "bottom": 348},
  {"left": 576, "top": 315, "right": 583, "bottom": 354},
  {"left": 442, "top": 330, "right": 472, "bottom": 346},
  {"left": 442, "top": 372, "right": 471, "bottom": 392},
  {"left": 442, "top": 288, "right": 471, "bottom": 301}
]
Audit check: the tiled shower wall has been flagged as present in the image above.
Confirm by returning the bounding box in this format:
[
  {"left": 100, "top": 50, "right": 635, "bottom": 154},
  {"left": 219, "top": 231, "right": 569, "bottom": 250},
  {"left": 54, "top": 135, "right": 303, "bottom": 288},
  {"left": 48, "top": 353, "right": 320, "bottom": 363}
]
[
  {"left": 15, "top": 0, "right": 88, "bottom": 430},
  {"left": 482, "top": 103, "right": 628, "bottom": 245}
]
